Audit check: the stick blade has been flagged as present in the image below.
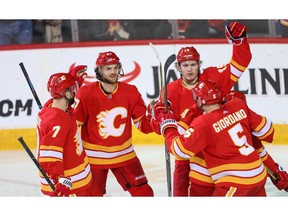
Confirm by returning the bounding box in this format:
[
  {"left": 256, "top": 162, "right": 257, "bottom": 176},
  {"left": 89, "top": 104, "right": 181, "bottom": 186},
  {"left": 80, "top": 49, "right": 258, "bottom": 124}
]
[{"left": 164, "top": 54, "right": 176, "bottom": 75}]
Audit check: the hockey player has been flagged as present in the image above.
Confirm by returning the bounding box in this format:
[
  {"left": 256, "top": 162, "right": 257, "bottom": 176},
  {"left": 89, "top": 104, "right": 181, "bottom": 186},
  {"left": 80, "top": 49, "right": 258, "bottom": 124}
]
[
  {"left": 73, "top": 51, "right": 154, "bottom": 196},
  {"left": 151, "top": 21, "right": 251, "bottom": 196},
  {"left": 153, "top": 80, "right": 275, "bottom": 196},
  {"left": 37, "top": 73, "right": 102, "bottom": 196},
  {"left": 223, "top": 90, "right": 288, "bottom": 192}
]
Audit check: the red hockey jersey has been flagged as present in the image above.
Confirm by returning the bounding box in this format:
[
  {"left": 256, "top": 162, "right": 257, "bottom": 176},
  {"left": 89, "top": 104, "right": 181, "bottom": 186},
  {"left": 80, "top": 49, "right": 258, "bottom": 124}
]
[
  {"left": 37, "top": 99, "right": 93, "bottom": 195},
  {"left": 166, "top": 99, "right": 274, "bottom": 188},
  {"left": 73, "top": 81, "right": 153, "bottom": 169},
  {"left": 164, "top": 38, "right": 252, "bottom": 186}
]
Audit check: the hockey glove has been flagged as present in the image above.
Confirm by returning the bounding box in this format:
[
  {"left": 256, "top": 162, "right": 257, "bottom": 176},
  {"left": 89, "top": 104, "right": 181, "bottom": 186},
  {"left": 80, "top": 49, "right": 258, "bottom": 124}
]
[
  {"left": 160, "top": 114, "right": 177, "bottom": 136},
  {"left": 147, "top": 100, "right": 162, "bottom": 134},
  {"left": 269, "top": 163, "right": 288, "bottom": 192},
  {"left": 50, "top": 176, "right": 72, "bottom": 197},
  {"left": 152, "top": 100, "right": 177, "bottom": 135},
  {"left": 225, "top": 22, "right": 247, "bottom": 45},
  {"left": 68, "top": 65, "right": 87, "bottom": 88},
  {"left": 149, "top": 100, "right": 164, "bottom": 135}
]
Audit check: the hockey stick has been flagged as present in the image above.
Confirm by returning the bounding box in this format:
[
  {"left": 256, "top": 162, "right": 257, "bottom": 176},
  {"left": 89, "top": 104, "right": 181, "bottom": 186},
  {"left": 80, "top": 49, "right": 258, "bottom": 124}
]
[
  {"left": 163, "top": 54, "right": 176, "bottom": 112},
  {"left": 266, "top": 167, "right": 288, "bottom": 190},
  {"left": 162, "top": 53, "right": 176, "bottom": 197},
  {"left": 267, "top": 167, "right": 279, "bottom": 182},
  {"left": 149, "top": 42, "right": 175, "bottom": 197},
  {"left": 19, "top": 62, "right": 43, "bottom": 109},
  {"left": 18, "top": 63, "right": 55, "bottom": 190},
  {"left": 17, "top": 137, "right": 55, "bottom": 191}
]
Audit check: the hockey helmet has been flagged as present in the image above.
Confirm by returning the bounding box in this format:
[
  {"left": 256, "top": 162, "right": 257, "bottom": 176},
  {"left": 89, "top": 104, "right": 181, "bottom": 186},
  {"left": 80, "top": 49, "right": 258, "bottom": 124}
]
[
  {"left": 223, "top": 90, "right": 247, "bottom": 103},
  {"left": 177, "top": 46, "right": 200, "bottom": 63},
  {"left": 192, "top": 80, "right": 221, "bottom": 108},
  {"left": 47, "top": 73, "right": 78, "bottom": 98},
  {"left": 96, "top": 51, "right": 120, "bottom": 67}
]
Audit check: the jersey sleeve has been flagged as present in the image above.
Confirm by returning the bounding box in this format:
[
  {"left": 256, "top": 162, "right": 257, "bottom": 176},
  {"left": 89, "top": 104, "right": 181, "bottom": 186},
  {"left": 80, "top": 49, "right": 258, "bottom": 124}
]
[
  {"left": 165, "top": 118, "right": 207, "bottom": 159},
  {"left": 130, "top": 85, "right": 154, "bottom": 134},
  {"left": 230, "top": 39, "right": 252, "bottom": 81},
  {"left": 38, "top": 113, "right": 71, "bottom": 182},
  {"left": 202, "top": 38, "right": 252, "bottom": 97},
  {"left": 248, "top": 107, "right": 274, "bottom": 143},
  {"left": 73, "top": 86, "right": 89, "bottom": 126}
]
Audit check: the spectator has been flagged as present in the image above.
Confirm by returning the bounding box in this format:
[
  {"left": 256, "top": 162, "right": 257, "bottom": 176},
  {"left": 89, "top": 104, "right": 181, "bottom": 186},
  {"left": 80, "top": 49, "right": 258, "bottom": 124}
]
[
  {"left": 154, "top": 20, "right": 171, "bottom": 39},
  {"left": 108, "top": 20, "right": 160, "bottom": 40},
  {"left": 155, "top": 20, "right": 209, "bottom": 39},
  {"left": 208, "top": 19, "right": 226, "bottom": 38},
  {"left": 77, "top": 20, "right": 114, "bottom": 41},
  {"left": 278, "top": 19, "right": 288, "bottom": 37},
  {"left": 32, "top": 20, "right": 46, "bottom": 43},
  {"left": 185, "top": 20, "right": 209, "bottom": 38},
  {"left": 0, "top": 20, "right": 32, "bottom": 45},
  {"left": 32, "top": 20, "right": 63, "bottom": 43},
  {"left": 44, "top": 20, "right": 63, "bottom": 43}
]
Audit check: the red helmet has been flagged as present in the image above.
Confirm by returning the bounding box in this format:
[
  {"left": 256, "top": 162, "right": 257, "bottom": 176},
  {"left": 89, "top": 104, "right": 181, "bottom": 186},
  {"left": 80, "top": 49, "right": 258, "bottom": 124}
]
[
  {"left": 223, "top": 90, "right": 247, "bottom": 103},
  {"left": 47, "top": 73, "right": 78, "bottom": 98},
  {"left": 177, "top": 46, "right": 200, "bottom": 63},
  {"left": 192, "top": 80, "right": 221, "bottom": 108},
  {"left": 96, "top": 51, "right": 120, "bottom": 67}
]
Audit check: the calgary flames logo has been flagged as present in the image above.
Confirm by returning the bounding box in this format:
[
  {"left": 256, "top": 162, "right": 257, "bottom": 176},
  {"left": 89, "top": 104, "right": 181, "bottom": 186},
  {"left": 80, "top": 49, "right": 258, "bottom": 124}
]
[{"left": 96, "top": 107, "right": 127, "bottom": 139}]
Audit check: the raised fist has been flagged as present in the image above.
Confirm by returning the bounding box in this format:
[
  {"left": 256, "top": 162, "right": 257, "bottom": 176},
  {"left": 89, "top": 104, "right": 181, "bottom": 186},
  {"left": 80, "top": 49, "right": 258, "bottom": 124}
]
[{"left": 225, "top": 22, "right": 247, "bottom": 45}]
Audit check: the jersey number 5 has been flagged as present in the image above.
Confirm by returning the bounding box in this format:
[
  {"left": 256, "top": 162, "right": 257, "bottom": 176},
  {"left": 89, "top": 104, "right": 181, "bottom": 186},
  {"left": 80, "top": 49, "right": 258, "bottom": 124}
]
[{"left": 228, "top": 122, "right": 254, "bottom": 156}]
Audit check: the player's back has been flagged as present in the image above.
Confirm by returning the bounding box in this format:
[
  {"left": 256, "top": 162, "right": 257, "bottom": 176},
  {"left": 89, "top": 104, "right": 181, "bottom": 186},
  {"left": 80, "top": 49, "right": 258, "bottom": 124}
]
[
  {"left": 192, "top": 99, "right": 266, "bottom": 188},
  {"left": 199, "top": 99, "right": 259, "bottom": 163}
]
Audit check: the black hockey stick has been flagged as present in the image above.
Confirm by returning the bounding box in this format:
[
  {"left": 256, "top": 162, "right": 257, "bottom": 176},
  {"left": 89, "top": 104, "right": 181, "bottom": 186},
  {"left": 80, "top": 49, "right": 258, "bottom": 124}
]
[
  {"left": 17, "top": 137, "right": 55, "bottom": 191},
  {"left": 18, "top": 64, "right": 54, "bottom": 189},
  {"left": 163, "top": 54, "right": 176, "bottom": 112},
  {"left": 149, "top": 42, "right": 175, "bottom": 196},
  {"left": 162, "top": 54, "right": 176, "bottom": 197},
  {"left": 19, "top": 62, "right": 43, "bottom": 109}
]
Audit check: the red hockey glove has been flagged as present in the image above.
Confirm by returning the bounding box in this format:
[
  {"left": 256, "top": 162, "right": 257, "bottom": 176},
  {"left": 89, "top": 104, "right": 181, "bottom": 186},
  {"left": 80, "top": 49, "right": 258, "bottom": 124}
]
[
  {"left": 147, "top": 100, "right": 162, "bottom": 134},
  {"left": 152, "top": 100, "right": 177, "bottom": 135},
  {"left": 50, "top": 177, "right": 72, "bottom": 197},
  {"left": 225, "top": 22, "right": 247, "bottom": 45},
  {"left": 160, "top": 115, "right": 177, "bottom": 136},
  {"left": 151, "top": 100, "right": 171, "bottom": 121},
  {"left": 269, "top": 163, "right": 288, "bottom": 192},
  {"left": 149, "top": 100, "right": 165, "bottom": 135},
  {"left": 68, "top": 65, "right": 87, "bottom": 87}
]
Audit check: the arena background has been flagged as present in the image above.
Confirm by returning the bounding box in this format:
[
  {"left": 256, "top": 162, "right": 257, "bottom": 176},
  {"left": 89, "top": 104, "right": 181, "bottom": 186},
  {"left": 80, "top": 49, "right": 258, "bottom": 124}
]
[{"left": 1, "top": 39, "right": 287, "bottom": 150}]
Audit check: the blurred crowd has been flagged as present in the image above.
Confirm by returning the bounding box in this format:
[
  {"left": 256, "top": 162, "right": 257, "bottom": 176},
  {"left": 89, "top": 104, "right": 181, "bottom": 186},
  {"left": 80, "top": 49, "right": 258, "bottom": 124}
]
[{"left": 0, "top": 19, "right": 287, "bottom": 45}]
